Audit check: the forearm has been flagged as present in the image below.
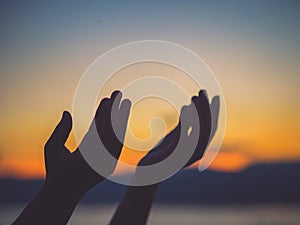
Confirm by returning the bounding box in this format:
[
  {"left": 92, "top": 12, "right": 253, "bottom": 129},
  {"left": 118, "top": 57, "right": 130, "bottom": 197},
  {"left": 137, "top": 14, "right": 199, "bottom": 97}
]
[
  {"left": 12, "top": 180, "right": 85, "bottom": 225},
  {"left": 109, "top": 183, "right": 160, "bottom": 225}
]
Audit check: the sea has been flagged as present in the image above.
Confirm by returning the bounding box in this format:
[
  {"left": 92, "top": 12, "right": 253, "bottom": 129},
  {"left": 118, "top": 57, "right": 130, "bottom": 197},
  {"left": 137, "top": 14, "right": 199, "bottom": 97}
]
[{"left": 1, "top": 204, "right": 300, "bottom": 225}]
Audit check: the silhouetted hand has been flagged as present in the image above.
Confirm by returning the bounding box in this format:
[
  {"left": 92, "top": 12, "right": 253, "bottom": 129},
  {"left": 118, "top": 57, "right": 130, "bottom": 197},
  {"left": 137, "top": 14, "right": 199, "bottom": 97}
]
[
  {"left": 44, "top": 90, "right": 131, "bottom": 193},
  {"left": 139, "top": 90, "right": 219, "bottom": 168},
  {"left": 109, "top": 90, "right": 220, "bottom": 225},
  {"left": 13, "top": 90, "right": 131, "bottom": 225}
]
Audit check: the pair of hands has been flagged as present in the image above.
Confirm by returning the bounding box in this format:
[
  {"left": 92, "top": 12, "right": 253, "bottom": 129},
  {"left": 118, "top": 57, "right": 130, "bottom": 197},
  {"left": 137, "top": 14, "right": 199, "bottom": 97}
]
[
  {"left": 44, "top": 90, "right": 219, "bottom": 194},
  {"left": 13, "top": 89, "right": 219, "bottom": 225}
]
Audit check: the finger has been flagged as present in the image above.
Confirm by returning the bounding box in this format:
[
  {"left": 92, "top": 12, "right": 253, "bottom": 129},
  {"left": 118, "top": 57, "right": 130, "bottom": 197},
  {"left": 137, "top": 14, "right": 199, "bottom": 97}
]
[
  {"left": 45, "top": 111, "right": 72, "bottom": 159},
  {"left": 105, "top": 90, "right": 121, "bottom": 132},
  {"left": 106, "top": 90, "right": 121, "bottom": 127},
  {"left": 192, "top": 92, "right": 204, "bottom": 123},
  {"left": 94, "top": 90, "right": 120, "bottom": 136},
  {"left": 101, "top": 91, "right": 123, "bottom": 160},
  {"left": 110, "top": 92, "right": 124, "bottom": 140},
  {"left": 179, "top": 105, "right": 191, "bottom": 132},
  {"left": 209, "top": 96, "right": 220, "bottom": 142},
  {"left": 110, "top": 90, "right": 121, "bottom": 105},
  {"left": 179, "top": 102, "right": 201, "bottom": 167},
  {"left": 185, "top": 102, "right": 198, "bottom": 138},
  {"left": 113, "top": 91, "right": 122, "bottom": 111},
  {"left": 186, "top": 90, "right": 211, "bottom": 165},
  {"left": 110, "top": 98, "right": 131, "bottom": 159},
  {"left": 95, "top": 97, "right": 110, "bottom": 137},
  {"left": 197, "top": 90, "right": 212, "bottom": 151},
  {"left": 192, "top": 95, "right": 200, "bottom": 107},
  {"left": 202, "top": 89, "right": 208, "bottom": 99},
  {"left": 119, "top": 98, "right": 131, "bottom": 114},
  {"left": 117, "top": 98, "right": 131, "bottom": 141}
]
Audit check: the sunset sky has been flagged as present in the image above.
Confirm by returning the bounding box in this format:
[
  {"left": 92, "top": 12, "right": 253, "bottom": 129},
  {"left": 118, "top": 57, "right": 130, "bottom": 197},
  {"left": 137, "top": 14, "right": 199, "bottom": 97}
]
[{"left": 0, "top": 0, "right": 300, "bottom": 179}]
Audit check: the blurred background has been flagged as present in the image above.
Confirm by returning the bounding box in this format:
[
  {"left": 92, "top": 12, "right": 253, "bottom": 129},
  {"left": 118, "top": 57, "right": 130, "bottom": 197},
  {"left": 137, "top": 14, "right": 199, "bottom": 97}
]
[{"left": 0, "top": 0, "right": 300, "bottom": 224}]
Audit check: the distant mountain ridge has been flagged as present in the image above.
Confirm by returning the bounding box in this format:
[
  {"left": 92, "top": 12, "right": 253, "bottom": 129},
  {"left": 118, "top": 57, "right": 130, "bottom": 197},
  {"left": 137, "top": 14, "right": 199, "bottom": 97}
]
[{"left": 1, "top": 162, "right": 300, "bottom": 204}]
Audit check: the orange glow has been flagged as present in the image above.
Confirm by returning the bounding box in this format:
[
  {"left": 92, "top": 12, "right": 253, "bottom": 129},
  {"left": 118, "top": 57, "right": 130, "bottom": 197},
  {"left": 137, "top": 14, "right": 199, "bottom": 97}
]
[
  {"left": 1, "top": 50, "right": 300, "bottom": 179},
  {"left": 207, "top": 152, "right": 252, "bottom": 172},
  {"left": 0, "top": 149, "right": 253, "bottom": 179},
  {"left": 0, "top": 158, "right": 45, "bottom": 179}
]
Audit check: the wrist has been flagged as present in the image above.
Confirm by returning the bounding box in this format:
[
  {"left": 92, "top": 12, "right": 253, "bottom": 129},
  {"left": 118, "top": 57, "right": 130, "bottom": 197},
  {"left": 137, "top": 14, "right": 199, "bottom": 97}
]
[
  {"left": 42, "top": 179, "right": 85, "bottom": 205},
  {"left": 44, "top": 173, "right": 104, "bottom": 199},
  {"left": 12, "top": 179, "right": 85, "bottom": 225}
]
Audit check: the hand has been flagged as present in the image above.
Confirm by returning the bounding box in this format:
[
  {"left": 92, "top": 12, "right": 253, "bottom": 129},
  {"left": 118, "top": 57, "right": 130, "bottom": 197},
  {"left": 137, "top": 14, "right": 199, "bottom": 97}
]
[
  {"left": 109, "top": 90, "right": 220, "bottom": 225},
  {"left": 139, "top": 90, "right": 219, "bottom": 168},
  {"left": 13, "top": 91, "right": 131, "bottom": 225},
  {"left": 44, "top": 90, "right": 131, "bottom": 194}
]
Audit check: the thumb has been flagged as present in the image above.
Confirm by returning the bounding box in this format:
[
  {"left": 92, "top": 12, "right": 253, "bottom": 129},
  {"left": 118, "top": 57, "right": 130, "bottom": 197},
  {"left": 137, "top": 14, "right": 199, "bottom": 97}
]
[{"left": 45, "top": 111, "right": 72, "bottom": 158}]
